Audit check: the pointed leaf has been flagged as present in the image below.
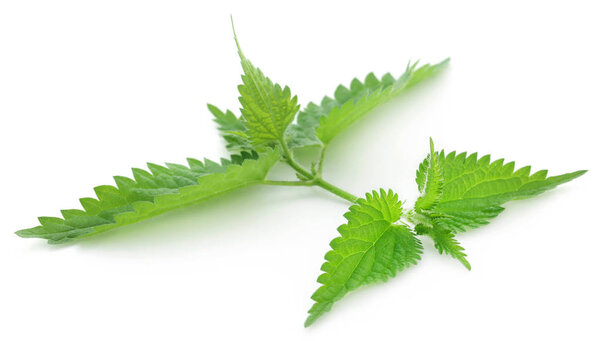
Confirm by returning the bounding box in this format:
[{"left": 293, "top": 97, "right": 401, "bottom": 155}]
[
  {"left": 233, "top": 26, "right": 299, "bottom": 145},
  {"left": 306, "top": 189, "right": 422, "bottom": 327},
  {"left": 286, "top": 59, "right": 449, "bottom": 149},
  {"left": 415, "top": 138, "right": 443, "bottom": 210},
  {"left": 414, "top": 142, "right": 586, "bottom": 232},
  {"left": 416, "top": 223, "right": 470, "bottom": 270},
  {"left": 207, "top": 104, "right": 253, "bottom": 152},
  {"left": 16, "top": 150, "right": 280, "bottom": 244}
]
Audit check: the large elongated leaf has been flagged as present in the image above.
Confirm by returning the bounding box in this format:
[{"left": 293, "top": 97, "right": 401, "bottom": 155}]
[
  {"left": 413, "top": 143, "right": 586, "bottom": 232},
  {"left": 306, "top": 189, "right": 422, "bottom": 327},
  {"left": 286, "top": 59, "right": 449, "bottom": 149},
  {"left": 234, "top": 28, "right": 299, "bottom": 145},
  {"left": 16, "top": 149, "right": 280, "bottom": 244}
]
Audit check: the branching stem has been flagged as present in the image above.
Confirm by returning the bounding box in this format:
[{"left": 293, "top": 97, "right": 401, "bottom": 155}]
[
  {"left": 279, "top": 139, "right": 313, "bottom": 179},
  {"left": 275, "top": 140, "right": 358, "bottom": 203}
]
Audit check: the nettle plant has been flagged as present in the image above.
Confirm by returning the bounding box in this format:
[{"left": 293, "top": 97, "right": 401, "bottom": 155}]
[{"left": 16, "top": 24, "right": 585, "bottom": 327}]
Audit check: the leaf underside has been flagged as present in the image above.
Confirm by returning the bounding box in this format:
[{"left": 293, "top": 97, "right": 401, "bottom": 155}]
[
  {"left": 286, "top": 59, "right": 449, "bottom": 149},
  {"left": 415, "top": 147, "right": 586, "bottom": 233},
  {"left": 306, "top": 189, "right": 422, "bottom": 327},
  {"left": 16, "top": 150, "right": 280, "bottom": 244}
]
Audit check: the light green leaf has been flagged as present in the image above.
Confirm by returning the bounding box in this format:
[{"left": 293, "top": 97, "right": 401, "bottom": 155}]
[
  {"left": 285, "top": 102, "right": 324, "bottom": 149},
  {"left": 415, "top": 138, "right": 443, "bottom": 211},
  {"left": 15, "top": 149, "right": 280, "bottom": 244},
  {"left": 413, "top": 142, "right": 587, "bottom": 232},
  {"left": 415, "top": 223, "right": 470, "bottom": 270},
  {"left": 306, "top": 189, "right": 422, "bottom": 327},
  {"left": 286, "top": 59, "right": 449, "bottom": 148},
  {"left": 233, "top": 25, "right": 299, "bottom": 145},
  {"left": 207, "top": 104, "right": 253, "bottom": 152}
]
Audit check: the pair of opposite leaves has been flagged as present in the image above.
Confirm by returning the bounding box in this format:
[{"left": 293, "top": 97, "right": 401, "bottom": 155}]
[{"left": 16, "top": 25, "right": 585, "bottom": 327}]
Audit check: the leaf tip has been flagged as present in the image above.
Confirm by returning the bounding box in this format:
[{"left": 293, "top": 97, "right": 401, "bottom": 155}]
[
  {"left": 206, "top": 103, "right": 217, "bottom": 111},
  {"left": 462, "top": 259, "right": 472, "bottom": 271},
  {"left": 230, "top": 15, "right": 243, "bottom": 58},
  {"left": 304, "top": 315, "right": 317, "bottom": 328},
  {"left": 14, "top": 229, "right": 30, "bottom": 238},
  {"left": 429, "top": 137, "right": 435, "bottom": 155}
]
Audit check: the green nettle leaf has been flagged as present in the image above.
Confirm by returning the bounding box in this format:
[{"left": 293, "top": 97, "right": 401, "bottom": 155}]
[
  {"left": 233, "top": 29, "right": 299, "bottom": 146},
  {"left": 16, "top": 150, "right": 280, "bottom": 244},
  {"left": 306, "top": 189, "right": 423, "bottom": 327},
  {"left": 207, "top": 104, "right": 253, "bottom": 152},
  {"left": 14, "top": 20, "right": 586, "bottom": 329},
  {"left": 414, "top": 138, "right": 443, "bottom": 211},
  {"left": 412, "top": 141, "right": 586, "bottom": 233},
  {"left": 286, "top": 59, "right": 449, "bottom": 149},
  {"left": 415, "top": 223, "right": 471, "bottom": 270}
]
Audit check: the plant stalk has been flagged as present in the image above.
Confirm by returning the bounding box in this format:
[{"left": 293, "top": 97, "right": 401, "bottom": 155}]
[
  {"left": 279, "top": 139, "right": 314, "bottom": 179},
  {"left": 314, "top": 178, "right": 358, "bottom": 203},
  {"left": 262, "top": 180, "right": 314, "bottom": 186},
  {"left": 316, "top": 146, "right": 327, "bottom": 177},
  {"left": 275, "top": 139, "right": 358, "bottom": 203}
]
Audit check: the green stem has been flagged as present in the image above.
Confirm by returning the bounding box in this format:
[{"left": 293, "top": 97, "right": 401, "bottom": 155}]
[
  {"left": 274, "top": 139, "right": 358, "bottom": 203},
  {"left": 262, "top": 180, "right": 314, "bottom": 186},
  {"left": 279, "top": 139, "right": 313, "bottom": 179},
  {"left": 314, "top": 178, "right": 358, "bottom": 203},
  {"left": 316, "top": 145, "right": 327, "bottom": 177}
]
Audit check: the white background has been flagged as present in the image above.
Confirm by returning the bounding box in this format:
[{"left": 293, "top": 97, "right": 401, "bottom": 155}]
[{"left": 1, "top": 1, "right": 598, "bottom": 340}]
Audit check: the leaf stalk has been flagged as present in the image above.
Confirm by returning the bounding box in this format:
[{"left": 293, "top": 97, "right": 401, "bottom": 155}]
[{"left": 276, "top": 140, "right": 357, "bottom": 203}]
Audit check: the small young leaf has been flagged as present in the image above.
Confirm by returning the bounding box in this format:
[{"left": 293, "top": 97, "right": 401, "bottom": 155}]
[
  {"left": 233, "top": 24, "right": 299, "bottom": 146},
  {"left": 415, "top": 138, "right": 443, "bottom": 210},
  {"left": 416, "top": 223, "right": 470, "bottom": 270},
  {"left": 306, "top": 189, "right": 422, "bottom": 327},
  {"left": 15, "top": 150, "right": 280, "bottom": 244},
  {"left": 207, "top": 104, "right": 253, "bottom": 152},
  {"left": 285, "top": 102, "right": 324, "bottom": 149},
  {"left": 413, "top": 141, "right": 587, "bottom": 232},
  {"left": 286, "top": 59, "right": 449, "bottom": 149}
]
